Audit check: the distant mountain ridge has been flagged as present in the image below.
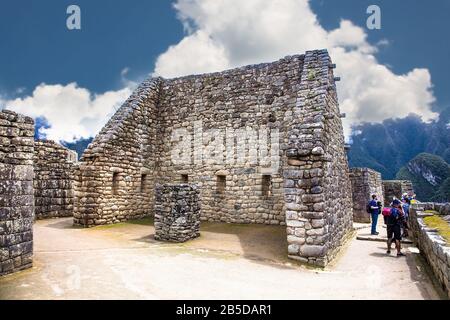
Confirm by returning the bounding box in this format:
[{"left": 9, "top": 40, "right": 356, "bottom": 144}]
[
  {"left": 348, "top": 108, "right": 450, "bottom": 179},
  {"left": 396, "top": 153, "right": 450, "bottom": 202}
]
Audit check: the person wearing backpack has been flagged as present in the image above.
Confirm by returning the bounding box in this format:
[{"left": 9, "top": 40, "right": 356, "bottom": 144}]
[
  {"left": 386, "top": 199, "right": 405, "bottom": 257},
  {"left": 401, "top": 198, "right": 410, "bottom": 237},
  {"left": 367, "top": 194, "right": 380, "bottom": 235}
]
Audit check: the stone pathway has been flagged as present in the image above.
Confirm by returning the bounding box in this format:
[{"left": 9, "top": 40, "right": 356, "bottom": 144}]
[
  {"left": 356, "top": 218, "right": 413, "bottom": 244},
  {"left": 0, "top": 218, "right": 446, "bottom": 300}
]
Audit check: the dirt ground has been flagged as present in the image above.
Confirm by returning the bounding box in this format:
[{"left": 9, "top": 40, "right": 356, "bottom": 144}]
[{"left": 0, "top": 217, "right": 446, "bottom": 300}]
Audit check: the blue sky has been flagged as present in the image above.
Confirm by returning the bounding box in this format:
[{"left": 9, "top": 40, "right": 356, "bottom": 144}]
[{"left": 0, "top": 0, "right": 448, "bottom": 142}]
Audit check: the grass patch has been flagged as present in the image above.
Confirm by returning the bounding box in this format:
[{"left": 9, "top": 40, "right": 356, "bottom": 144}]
[
  {"left": 424, "top": 210, "right": 439, "bottom": 214},
  {"left": 423, "top": 215, "right": 450, "bottom": 244}
]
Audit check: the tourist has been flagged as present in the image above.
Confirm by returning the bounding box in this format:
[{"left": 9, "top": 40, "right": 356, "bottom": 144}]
[
  {"left": 386, "top": 199, "right": 405, "bottom": 257},
  {"left": 401, "top": 198, "right": 410, "bottom": 237},
  {"left": 368, "top": 194, "right": 380, "bottom": 235}
]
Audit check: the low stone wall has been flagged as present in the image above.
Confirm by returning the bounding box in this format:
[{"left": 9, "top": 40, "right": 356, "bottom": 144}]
[
  {"left": 349, "top": 168, "right": 384, "bottom": 223},
  {"left": 409, "top": 203, "right": 450, "bottom": 298},
  {"left": 34, "top": 140, "right": 77, "bottom": 219},
  {"left": 0, "top": 110, "right": 34, "bottom": 276},
  {"left": 154, "top": 184, "right": 200, "bottom": 242},
  {"left": 383, "top": 180, "right": 414, "bottom": 206}
]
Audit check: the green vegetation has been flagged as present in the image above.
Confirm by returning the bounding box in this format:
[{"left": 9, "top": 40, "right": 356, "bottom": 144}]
[
  {"left": 423, "top": 215, "right": 450, "bottom": 245},
  {"left": 396, "top": 153, "right": 450, "bottom": 202},
  {"left": 307, "top": 70, "right": 316, "bottom": 81},
  {"left": 348, "top": 110, "right": 450, "bottom": 179},
  {"left": 437, "top": 177, "right": 450, "bottom": 201}
]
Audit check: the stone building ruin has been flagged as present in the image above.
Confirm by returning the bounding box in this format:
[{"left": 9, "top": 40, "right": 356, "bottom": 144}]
[
  {"left": 34, "top": 140, "right": 77, "bottom": 219},
  {"left": 349, "top": 168, "right": 384, "bottom": 223},
  {"left": 74, "top": 50, "right": 354, "bottom": 266},
  {"left": 1, "top": 110, "right": 79, "bottom": 275},
  {"left": 1, "top": 49, "right": 421, "bottom": 273},
  {"left": 0, "top": 110, "right": 34, "bottom": 275},
  {"left": 383, "top": 180, "right": 414, "bottom": 206}
]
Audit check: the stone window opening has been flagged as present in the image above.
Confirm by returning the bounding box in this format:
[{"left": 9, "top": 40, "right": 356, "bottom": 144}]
[
  {"left": 262, "top": 175, "right": 272, "bottom": 198},
  {"left": 140, "top": 174, "right": 147, "bottom": 193},
  {"left": 112, "top": 172, "right": 119, "bottom": 195},
  {"left": 217, "top": 175, "right": 226, "bottom": 194},
  {"left": 181, "top": 174, "right": 189, "bottom": 183}
]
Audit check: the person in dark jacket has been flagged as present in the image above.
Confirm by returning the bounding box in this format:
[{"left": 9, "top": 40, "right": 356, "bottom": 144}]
[
  {"left": 368, "top": 194, "right": 380, "bottom": 235},
  {"left": 387, "top": 199, "right": 405, "bottom": 257}
]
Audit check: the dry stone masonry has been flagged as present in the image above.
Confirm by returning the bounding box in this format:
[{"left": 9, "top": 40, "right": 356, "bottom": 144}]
[
  {"left": 154, "top": 184, "right": 201, "bottom": 242},
  {"left": 349, "top": 168, "right": 384, "bottom": 223},
  {"left": 383, "top": 180, "right": 414, "bottom": 206},
  {"left": 74, "top": 50, "right": 354, "bottom": 266},
  {"left": 0, "top": 110, "right": 34, "bottom": 276},
  {"left": 34, "top": 140, "right": 77, "bottom": 219},
  {"left": 409, "top": 203, "right": 450, "bottom": 298}
]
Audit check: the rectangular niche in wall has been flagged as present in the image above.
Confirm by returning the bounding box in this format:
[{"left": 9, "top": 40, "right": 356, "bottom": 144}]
[
  {"left": 112, "top": 172, "right": 119, "bottom": 195},
  {"left": 181, "top": 174, "right": 188, "bottom": 183},
  {"left": 217, "top": 175, "right": 226, "bottom": 194},
  {"left": 262, "top": 175, "right": 272, "bottom": 198},
  {"left": 140, "top": 174, "right": 147, "bottom": 193}
]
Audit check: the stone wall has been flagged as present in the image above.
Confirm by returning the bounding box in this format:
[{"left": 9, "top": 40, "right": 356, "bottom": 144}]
[
  {"left": 154, "top": 184, "right": 200, "bottom": 242},
  {"left": 283, "top": 50, "right": 353, "bottom": 266},
  {"left": 74, "top": 50, "right": 353, "bottom": 266},
  {"left": 0, "top": 110, "right": 34, "bottom": 276},
  {"left": 34, "top": 140, "right": 77, "bottom": 219},
  {"left": 73, "top": 79, "right": 159, "bottom": 226},
  {"left": 383, "top": 180, "right": 414, "bottom": 206},
  {"left": 409, "top": 203, "right": 450, "bottom": 298},
  {"left": 349, "top": 168, "right": 384, "bottom": 223}
]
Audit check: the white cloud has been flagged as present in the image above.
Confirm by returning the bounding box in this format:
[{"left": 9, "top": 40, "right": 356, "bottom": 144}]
[
  {"left": 2, "top": 0, "right": 437, "bottom": 144},
  {"left": 154, "top": 30, "right": 229, "bottom": 78},
  {"left": 154, "top": 0, "right": 437, "bottom": 139},
  {"left": 4, "top": 83, "right": 131, "bottom": 143}
]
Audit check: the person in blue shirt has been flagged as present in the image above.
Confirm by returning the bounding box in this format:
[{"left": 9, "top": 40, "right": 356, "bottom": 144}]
[{"left": 368, "top": 194, "right": 380, "bottom": 235}]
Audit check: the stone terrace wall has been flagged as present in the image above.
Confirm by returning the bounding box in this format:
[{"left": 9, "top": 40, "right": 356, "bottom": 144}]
[
  {"left": 154, "top": 184, "right": 200, "bottom": 242},
  {"left": 349, "top": 168, "right": 384, "bottom": 223},
  {"left": 34, "top": 140, "right": 77, "bottom": 219},
  {"left": 409, "top": 203, "right": 450, "bottom": 298},
  {"left": 383, "top": 180, "right": 414, "bottom": 206},
  {"left": 0, "top": 110, "right": 34, "bottom": 275},
  {"left": 74, "top": 50, "right": 353, "bottom": 266}
]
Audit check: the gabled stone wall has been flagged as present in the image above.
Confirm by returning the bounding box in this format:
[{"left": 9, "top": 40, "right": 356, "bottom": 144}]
[
  {"left": 73, "top": 79, "right": 160, "bottom": 226},
  {"left": 34, "top": 140, "right": 77, "bottom": 219},
  {"left": 349, "top": 168, "right": 384, "bottom": 223},
  {"left": 0, "top": 110, "right": 34, "bottom": 275},
  {"left": 74, "top": 50, "right": 353, "bottom": 266}
]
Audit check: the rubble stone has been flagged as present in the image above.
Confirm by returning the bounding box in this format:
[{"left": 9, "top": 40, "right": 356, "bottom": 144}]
[
  {"left": 0, "top": 110, "right": 34, "bottom": 276},
  {"left": 154, "top": 184, "right": 200, "bottom": 242},
  {"left": 73, "top": 50, "right": 354, "bottom": 266},
  {"left": 349, "top": 168, "right": 384, "bottom": 223}
]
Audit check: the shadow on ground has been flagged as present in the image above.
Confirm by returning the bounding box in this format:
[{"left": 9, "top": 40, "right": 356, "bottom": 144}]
[{"left": 80, "top": 216, "right": 293, "bottom": 270}]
